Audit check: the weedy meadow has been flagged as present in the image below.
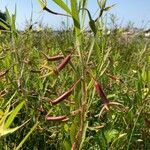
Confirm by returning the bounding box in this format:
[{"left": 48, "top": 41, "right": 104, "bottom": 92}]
[{"left": 0, "top": 0, "right": 150, "bottom": 149}]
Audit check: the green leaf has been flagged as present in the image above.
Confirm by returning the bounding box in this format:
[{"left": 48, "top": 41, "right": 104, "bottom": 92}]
[
  {"left": 0, "top": 126, "right": 20, "bottom": 137},
  {"left": 5, "top": 7, "right": 11, "bottom": 25},
  {"left": 4, "top": 101, "right": 25, "bottom": 129},
  {"left": 37, "top": 0, "right": 46, "bottom": 9},
  {"left": 0, "top": 111, "right": 11, "bottom": 126},
  {"left": 0, "top": 22, "right": 9, "bottom": 30},
  {"left": 79, "top": 121, "right": 88, "bottom": 149},
  {"left": 0, "top": 119, "right": 29, "bottom": 137},
  {"left": 89, "top": 20, "right": 97, "bottom": 35},
  {"left": 11, "top": 5, "right": 17, "bottom": 33},
  {"left": 70, "top": 117, "right": 78, "bottom": 144},
  {"left": 97, "top": 0, "right": 107, "bottom": 9},
  {"left": 79, "top": 0, "right": 88, "bottom": 27},
  {"left": 86, "top": 37, "right": 95, "bottom": 64},
  {"left": 63, "top": 140, "right": 71, "bottom": 150},
  {"left": 70, "top": 0, "right": 80, "bottom": 29},
  {"left": 53, "top": 0, "right": 72, "bottom": 15},
  {"left": 4, "top": 91, "right": 17, "bottom": 108},
  {"left": 103, "top": 4, "right": 116, "bottom": 12},
  {"left": 15, "top": 122, "right": 38, "bottom": 150},
  {"left": 104, "top": 129, "right": 119, "bottom": 144}
]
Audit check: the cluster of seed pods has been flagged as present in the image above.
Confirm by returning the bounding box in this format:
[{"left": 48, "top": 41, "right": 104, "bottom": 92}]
[
  {"left": 42, "top": 52, "right": 114, "bottom": 150},
  {"left": 42, "top": 51, "right": 112, "bottom": 121},
  {"left": 41, "top": 52, "right": 81, "bottom": 121}
]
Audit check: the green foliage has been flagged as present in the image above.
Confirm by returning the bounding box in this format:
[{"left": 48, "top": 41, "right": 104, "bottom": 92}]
[
  {"left": 0, "top": 0, "right": 150, "bottom": 149},
  {"left": 0, "top": 101, "right": 25, "bottom": 137},
  {"left": 0, "top": 11, "right": 9, "bottom": 30}
]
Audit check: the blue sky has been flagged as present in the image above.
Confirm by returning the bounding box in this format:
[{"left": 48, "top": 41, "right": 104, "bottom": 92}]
[{"left": 0, "top": 0, "right": 150, "bottom": 29}]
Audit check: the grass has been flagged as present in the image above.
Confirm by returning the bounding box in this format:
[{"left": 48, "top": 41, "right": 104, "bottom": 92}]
[{"left": 0, "top": 0, "right": 150, "bottom": 149}]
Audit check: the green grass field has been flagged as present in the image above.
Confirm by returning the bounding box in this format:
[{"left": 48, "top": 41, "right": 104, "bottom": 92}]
[{"left": 0, "top": 0, "right": 150, "bottom": 149}]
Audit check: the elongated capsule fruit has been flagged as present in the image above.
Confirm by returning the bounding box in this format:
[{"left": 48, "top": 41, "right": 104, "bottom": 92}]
[
  {"left": 41, "top": 51, "right": 64, "bottom": 61},
  {"left": 54, "top": 54, "right": 71, "bottom": 73},
  {"left": 50, "top": 78, "right": 81, "bottom": 105},
  {"left": 94, "top": 80, "right": 109, "bottom": 105},
  {"left": 46, "top": 115, "right": 67, "bottom": 121},
  {"left": 47, "top": 55, "right": 64, "bottom": 61}
]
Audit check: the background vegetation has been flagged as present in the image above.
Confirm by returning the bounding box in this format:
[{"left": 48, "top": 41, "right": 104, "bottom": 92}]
[{"left": 0, "top": 0, "right": 149, "bottom": 149}]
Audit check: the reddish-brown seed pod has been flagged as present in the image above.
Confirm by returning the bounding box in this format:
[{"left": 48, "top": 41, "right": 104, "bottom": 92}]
[
  {"left": 51, "top": 90, "right": 72, "bottom": 105},
  {"left": 94, "top": 80, "right": 109, "bottom": 105},
  {"left": 50, "top": 78, "right": 81, "bottom": 105},
  {"left": 47, "top": 55, "right": 64, "bottom": 61},
  {"left": 0, "top": 69, "right": 9, "bottom": 77},
  {"left": 41, "top": 51, "right": 64, "bottom": 61},
  {"left": 55, "top": 54, "right": 71, "bottom": 73},
  {"left": 46, "top": 115, "right": 67, "bottom": 121}
]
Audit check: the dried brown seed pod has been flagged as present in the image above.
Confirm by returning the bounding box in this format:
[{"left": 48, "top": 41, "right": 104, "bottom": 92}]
[
  {"left": 46, "top": 115, "right": 67, "bottom": 121},
  {"left": 94, "top": 79, "right": 109, "bottom": 105},
  {"left": 54, "top": 54, "right": 71, "bottom": 74},
  {"left": 50, "top": 78, "right": 81, "bottom": 105},
  {"left": 41, "top": 51, "right": 64, "bottom": 61}
]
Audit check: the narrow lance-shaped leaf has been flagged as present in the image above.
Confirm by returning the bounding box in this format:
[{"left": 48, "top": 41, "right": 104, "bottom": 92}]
[
  {"left": 5, "top": 7, "right": 11, "bottom": 25},
  {"left": 70, "top": 0, "right": 80, "bottom": 29},
  {"left": 15, "top": 122, "right": 38, "bottom": 150},
  {"left": 37, "top": 0, "right": 70, "bottom": 17},
  {"left": 97, "top": 0, "right": 106, "bottom": 9},
  {"left": 103, "top": 4, "right": 116, "bottom": 11},
  {"left": 0, "top": 19, "right": 10, "bottom": 30},
  {"left": 79, "top": 0, "right": 88, "bottom": 28},
  {"left": 96, "top": 1, "right": 116, "bottom": 21},
  {"left": 37, "top": 0, "right": 46, "bottom": 9},
  {"left": 53, "top": 0, "right": 72, "bottom": 15},
  {"left": 0, "top": 126, "right": 20, "bottom": 137},
  {"left": 0, "top": 119, "right": 29, "bottom": 137},
  {"left": 11, "top": 5, "right": 17, "bottom": 32},
  {"left": 4, "top": 101, "right": 25, "bottom": 129}
]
